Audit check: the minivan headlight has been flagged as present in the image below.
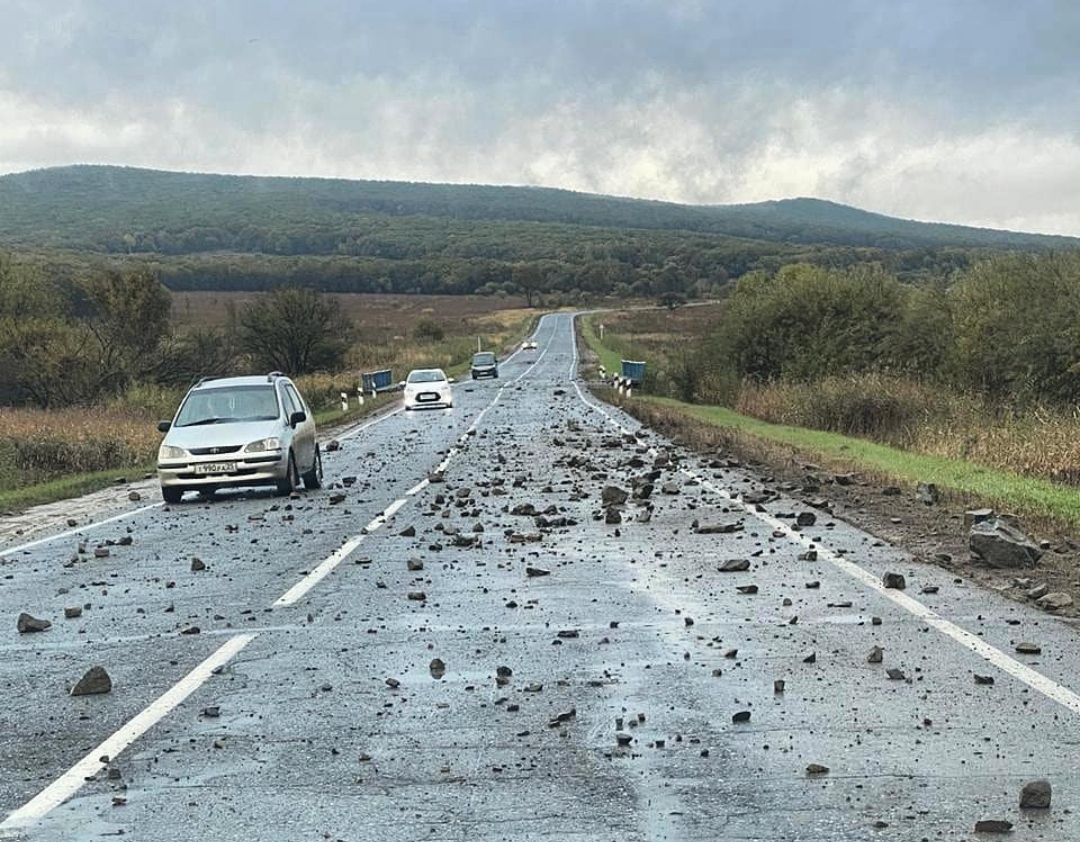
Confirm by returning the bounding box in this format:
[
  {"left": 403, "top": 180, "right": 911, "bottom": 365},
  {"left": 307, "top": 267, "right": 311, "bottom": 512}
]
[
  {"left": 159, "top": 444, "right": 187, "bottom": 460},
  {"left": 245, "top": 437, "right": 282, "bottom": 453}
]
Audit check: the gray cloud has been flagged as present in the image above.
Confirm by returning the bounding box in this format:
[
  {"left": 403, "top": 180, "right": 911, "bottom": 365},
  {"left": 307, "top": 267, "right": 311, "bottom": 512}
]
[{"left": 1, "top": 0, "right": 1079, "bottom": 233}]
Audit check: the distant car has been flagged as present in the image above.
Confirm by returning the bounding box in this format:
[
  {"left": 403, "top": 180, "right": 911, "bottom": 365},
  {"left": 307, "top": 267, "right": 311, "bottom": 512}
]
[
  {"left": 522, "top": 340, "right": 538, "bottom": 350},
  {"left": 402, "top": 368, "right": 454, "bottom": 409},
  {"left": 470, "top": 351, "right": 499, "bottom": 379},
  {"left": 156, "top": 372, "right": 322, "bottom": 503}
]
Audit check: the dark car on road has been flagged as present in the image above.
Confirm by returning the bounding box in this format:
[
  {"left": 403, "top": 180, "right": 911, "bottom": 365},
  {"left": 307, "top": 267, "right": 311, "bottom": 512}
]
[{"left": 470, "top": 351, "right": 499, "bottom": 379}]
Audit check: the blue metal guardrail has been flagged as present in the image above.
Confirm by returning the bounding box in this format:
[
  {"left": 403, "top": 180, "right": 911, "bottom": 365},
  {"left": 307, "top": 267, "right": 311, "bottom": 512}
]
[
  {"left": 361, "top": 369, "right": 395, "bottom": 395},
  {"left": 620, "top": 359, "right": 646, "bottom": 386}
]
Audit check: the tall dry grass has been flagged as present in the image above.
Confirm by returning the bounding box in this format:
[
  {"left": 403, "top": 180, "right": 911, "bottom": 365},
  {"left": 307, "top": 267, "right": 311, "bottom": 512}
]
[
  {"left": 735, "top": 374, "right": 1080, "bottom": 485},
  {"left": 0, "top": 406, "right": 161, "bottom": 491},
  {"left": 0, "top": 306, "right": 536, "bottom": 494}
]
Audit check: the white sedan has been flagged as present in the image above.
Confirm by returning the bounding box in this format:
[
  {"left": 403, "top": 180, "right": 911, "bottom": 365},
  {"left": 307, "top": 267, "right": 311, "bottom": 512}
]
[
  {"left": 401, "top": 368, "right": 454, "bottom": 409},
  {"left": 522, "top": 340, "right": 538, "bottom": 350}
]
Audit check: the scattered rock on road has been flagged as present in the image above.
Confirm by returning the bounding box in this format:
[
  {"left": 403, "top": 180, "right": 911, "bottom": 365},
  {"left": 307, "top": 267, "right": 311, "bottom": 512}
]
[
  {"left": 601, "top": 486, "right": 628, "bottom": 507},
  {"left": 71, "top": 666, "right": 112, "bottom": 696},
  {"left": 882, "top": 572, "right": 906, "bottom": 590},
  {"left": 17, "top": 612, "right": 51, "bottom": 633},
  {"left": 974, "top": 819, "right": 1013, "bottom": 833},
  {"left": 969, "top": 517, "right": 1043, "bottom": 568},
  {"left": 1020, "top": 779, "right": 1052, "bottom": 808},
  {"left": 1036, "top": 592, "right": 1073, "bottom": 611},
  {"left": 719, "top": 558, "right": 750, "bottom": 573}
]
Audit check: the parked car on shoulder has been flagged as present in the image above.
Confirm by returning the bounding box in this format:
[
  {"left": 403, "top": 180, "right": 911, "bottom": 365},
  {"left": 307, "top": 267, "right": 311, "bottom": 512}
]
[
  {"left": 470, "top": 351, "right": 499, "bottom": 379},
  {"left": 402, "top": 368, "right": 454, "bottom": 409},
  {"left": 156, "top": 372, "right": 322, "bottom": 503}
]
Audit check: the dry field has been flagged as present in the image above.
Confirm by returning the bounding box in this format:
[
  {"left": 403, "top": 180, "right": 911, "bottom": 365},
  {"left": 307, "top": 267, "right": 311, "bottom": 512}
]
[{"left": 171, "top": 291, "right": 531, "bottom": 335}]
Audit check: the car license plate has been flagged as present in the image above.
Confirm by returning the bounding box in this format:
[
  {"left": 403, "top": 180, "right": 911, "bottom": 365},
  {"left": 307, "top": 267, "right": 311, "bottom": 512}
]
[{"left": 194, "top": 462, "right": 236, "bottom": 475}]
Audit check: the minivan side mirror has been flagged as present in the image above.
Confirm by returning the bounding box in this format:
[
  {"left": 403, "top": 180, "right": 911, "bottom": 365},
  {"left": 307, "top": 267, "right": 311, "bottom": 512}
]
[
  {"left": 448, "top": 377, "right": 456, "bottom": 383},
  {"left": 290, "top": 410, "right": 307, "bottom": 427},
  {"left": 157, "top": 420, "right": 171, "bottom": 433}
]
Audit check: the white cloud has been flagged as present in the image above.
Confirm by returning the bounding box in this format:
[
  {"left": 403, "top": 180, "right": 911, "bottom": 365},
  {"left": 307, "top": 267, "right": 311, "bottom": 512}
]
[{"left": 1, "top": 0, "right": 1080, "bottom": 234}]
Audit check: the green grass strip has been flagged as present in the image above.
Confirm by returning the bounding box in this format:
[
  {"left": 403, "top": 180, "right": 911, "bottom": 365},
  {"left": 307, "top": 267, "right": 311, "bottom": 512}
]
[
  {"left": 642, "top": 395, "right": 1080, "bottom": 530},
  {"left": 0, "top": 465, "right": 157, "bottom": 514},
  {"left": 580, "top": 315, "right": 622, "bottom": 375}
]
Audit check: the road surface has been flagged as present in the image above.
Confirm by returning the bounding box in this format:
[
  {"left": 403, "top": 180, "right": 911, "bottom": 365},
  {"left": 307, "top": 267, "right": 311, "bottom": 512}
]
[{"left": 0, "top": 312, "right": 1077, "bottom": 840}]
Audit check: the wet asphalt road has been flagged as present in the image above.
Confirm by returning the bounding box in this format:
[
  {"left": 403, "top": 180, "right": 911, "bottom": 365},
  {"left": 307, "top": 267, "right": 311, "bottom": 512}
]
[{"left": 2, "top": 312, "right": 1080, "bottom": 841}]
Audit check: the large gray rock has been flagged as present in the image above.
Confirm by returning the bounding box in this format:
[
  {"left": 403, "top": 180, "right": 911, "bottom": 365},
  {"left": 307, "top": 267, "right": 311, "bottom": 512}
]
[
  {"left": 601, "top": 486, "right": 628, "bottom": 507},
  {"left": 71, "top": 666, "right": 112, "bottom": 696},
  {"left": 17, "top": 613, "right": 51, "bottom": 633},
  {"left": 1020, "top": 779, "right": 1052, "bottom": 808},
  {"left": 969, "top": 518, "right": 1043, "bottom": 568},
  {"left": 1036, "top": 592, "right": 1073, "bottom": 611}
]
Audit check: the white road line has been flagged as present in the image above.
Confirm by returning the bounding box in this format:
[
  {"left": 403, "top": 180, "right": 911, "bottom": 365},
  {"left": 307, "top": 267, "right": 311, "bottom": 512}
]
[
  {"left": 568, "top": 312, "right": 1080, "bottom": 717},
  {"left": 274, "top": 530, "right": 371, "bottom": 607},
  {"left": 688, "top": 469, "right": 1080, "bottom": 715},
  {"left": 0, "top": 633, "right": 257, "bottom": 834},
  {"left": 337, "top": 405, "right": 404, "bottom": 440},
  {"left": 1, "top": 502, "right": 164, "bottom": 555},
  {"left": 276, "top": 317, "right": 556, "bottom": 608}
]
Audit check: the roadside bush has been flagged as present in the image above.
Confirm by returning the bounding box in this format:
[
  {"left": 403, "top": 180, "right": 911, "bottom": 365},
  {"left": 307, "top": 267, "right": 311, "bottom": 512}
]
[{"left": 413, "top": 317, "right": 445, "bottom": 341}]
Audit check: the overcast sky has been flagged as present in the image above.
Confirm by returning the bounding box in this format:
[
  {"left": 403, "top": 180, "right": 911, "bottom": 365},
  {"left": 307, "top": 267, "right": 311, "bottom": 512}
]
[{"left": 2, "top": 0, "right": 1079, "bottom": 234}]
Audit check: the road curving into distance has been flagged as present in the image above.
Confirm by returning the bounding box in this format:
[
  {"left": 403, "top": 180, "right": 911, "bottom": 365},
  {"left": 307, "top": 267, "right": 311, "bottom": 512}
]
[{"left": 1, "top": 312, "right": 1078, "bottom": 840}]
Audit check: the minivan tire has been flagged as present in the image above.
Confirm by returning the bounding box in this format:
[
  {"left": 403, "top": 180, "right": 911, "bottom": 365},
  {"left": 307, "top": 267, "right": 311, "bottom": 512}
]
[
  {"left": 276, "top": 451, "right": 299, "bottom": 496},
  {"left": 302, "top": 445, "right": 323, "bottom": 490}
]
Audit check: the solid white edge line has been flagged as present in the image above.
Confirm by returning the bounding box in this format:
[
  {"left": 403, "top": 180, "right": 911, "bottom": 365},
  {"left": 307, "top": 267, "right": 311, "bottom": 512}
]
[
  {"left": 2, "top": 502, "right": 164, "bottom": 556},
  {"left": 689, "top": 469, "right": 1080, "bottom": 715},
  {"left": 338, "top": 405, "right": 405, "bottom": 440},
  {"left": 0, "top": 633, "right": 258, "bottom": 832},
  {"left": 567, "top": 311, "right": 1080, "bottom": 717}
]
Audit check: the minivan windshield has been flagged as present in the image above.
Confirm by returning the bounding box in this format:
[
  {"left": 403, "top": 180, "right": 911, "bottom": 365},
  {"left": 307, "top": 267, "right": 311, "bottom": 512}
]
[
  {"left": 472, "top": 352, "right": 496, "bottom": 364},
  {"left": 175, "top": 385, "right": 280, "bottom": 427}
]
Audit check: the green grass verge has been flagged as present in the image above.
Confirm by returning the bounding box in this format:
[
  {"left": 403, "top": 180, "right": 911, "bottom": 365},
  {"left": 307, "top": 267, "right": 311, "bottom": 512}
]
[
  {"left": 0, "top": 466, "right": 157, "bottom": 513},
  {"left": 640, "top": 395, "right": 1080, "bottom": 530},
  {"left": 579, "top": 315, "right": 622, "bottom": 375}
]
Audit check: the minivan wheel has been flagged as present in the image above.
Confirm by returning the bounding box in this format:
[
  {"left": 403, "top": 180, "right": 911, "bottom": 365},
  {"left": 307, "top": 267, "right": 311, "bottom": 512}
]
[
  {"left": 276, "top": 451, "right": 299, "bottom": 496},
  {"left": 302, "top": 445, "right": 323, "bottom": 490},
  {"left": 162, "top": 486, "right": 183, "bottom": 504}
]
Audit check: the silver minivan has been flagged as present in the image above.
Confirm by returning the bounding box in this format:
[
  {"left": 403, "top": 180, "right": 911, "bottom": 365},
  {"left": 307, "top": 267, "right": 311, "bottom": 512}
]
[{"left": 156, "top": 373, "right": 322, "bottom": 503}]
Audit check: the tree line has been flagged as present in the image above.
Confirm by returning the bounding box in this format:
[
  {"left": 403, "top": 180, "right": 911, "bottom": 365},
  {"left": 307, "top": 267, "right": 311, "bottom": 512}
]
[
  {"left": 0, "top": 256, "right": 351, "bottom": 407},
  {"left": 703, "top": 252, "right": 1080, "bottom": 407}
]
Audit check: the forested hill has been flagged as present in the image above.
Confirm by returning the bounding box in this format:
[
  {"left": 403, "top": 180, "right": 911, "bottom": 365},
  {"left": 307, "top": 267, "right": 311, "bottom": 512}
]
[{"left": 1, "top": 164, "right": 1076, "bottom": 254}]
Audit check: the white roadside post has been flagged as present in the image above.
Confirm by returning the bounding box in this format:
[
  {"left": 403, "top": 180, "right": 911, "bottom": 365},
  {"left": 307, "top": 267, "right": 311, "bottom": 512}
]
[
  {"left": 340, "top": 392, "right": 348, "bottom": 412},
  {"left": 357, "top": 385, "right": 365, "bottom": 406}
]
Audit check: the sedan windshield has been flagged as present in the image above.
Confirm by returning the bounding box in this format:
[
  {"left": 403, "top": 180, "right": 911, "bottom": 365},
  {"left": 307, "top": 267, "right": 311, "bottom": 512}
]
[
  {"left": 175, "top": 386, "right": 280, "bottom": 426},
  {"left": 407, "top": 370, "right": 446, "bottom": 384}
]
